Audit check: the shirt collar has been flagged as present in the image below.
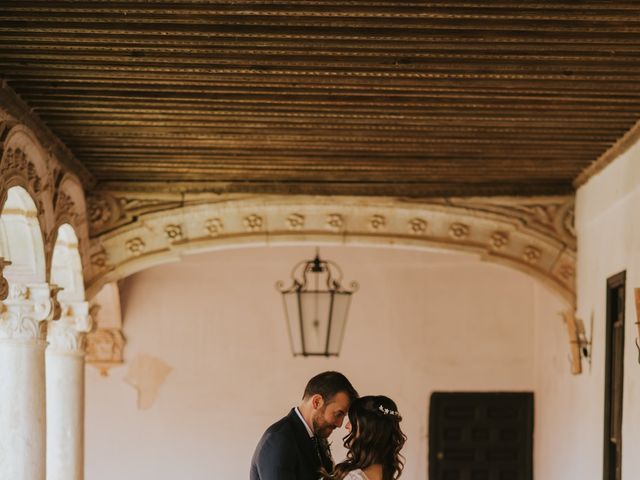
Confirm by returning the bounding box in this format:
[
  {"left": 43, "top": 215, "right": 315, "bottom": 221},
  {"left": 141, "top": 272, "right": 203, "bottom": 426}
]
[{"left": 294, "top": 407, "right": 314, "bottom": 438}]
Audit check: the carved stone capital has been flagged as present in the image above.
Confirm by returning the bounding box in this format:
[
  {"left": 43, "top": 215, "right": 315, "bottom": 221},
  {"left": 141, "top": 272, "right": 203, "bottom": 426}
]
[
  {"left": 46, "top": 300, "right": 92, "bottom": 353},
  {"left": 0, "top": 283, "right": 52, "bottom": 342}
]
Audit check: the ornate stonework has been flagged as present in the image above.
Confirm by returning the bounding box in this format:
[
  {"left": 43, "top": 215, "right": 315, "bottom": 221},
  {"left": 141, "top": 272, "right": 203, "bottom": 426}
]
[
  {"left": 85, "top": 328, "right": 126, "bottom": 376},
  {"left": 0, "top": 258, "right": 10, "bottom": 301},
  {"left": 86, "top": 191, "right": 184, "bottom": 237},
  {"left": 408, "top": 218, "right": 427, "bottom": 235},
  {"left": 46, "top": 300, "right": 92, "bottom": 354},
  {"left": 86, "top": 194, "right": 578, "bottom": 304},
  {"left": 286, "top": 213, "right": 305, "bottom": 230},
  {"left": 0, "top": 283, "right": 52, "bottom": 342}
]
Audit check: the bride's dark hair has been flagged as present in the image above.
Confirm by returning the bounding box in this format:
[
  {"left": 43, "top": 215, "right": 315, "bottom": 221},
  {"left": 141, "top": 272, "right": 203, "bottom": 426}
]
[{"left": 322, "top": 395, "right": 407, "bottom": 480}]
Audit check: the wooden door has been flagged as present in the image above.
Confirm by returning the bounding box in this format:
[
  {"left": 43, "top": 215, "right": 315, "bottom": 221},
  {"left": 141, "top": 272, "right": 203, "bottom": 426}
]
[
  {"left": 429, "top": 392, "right": 533, "bottom": 480},
  {"left": 604, "top": 271, "right": 625, "bottom": 480}
]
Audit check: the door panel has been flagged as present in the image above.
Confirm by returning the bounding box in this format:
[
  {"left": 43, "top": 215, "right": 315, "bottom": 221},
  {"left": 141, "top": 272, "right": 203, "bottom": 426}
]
[{"left": 429, "top": 392, "right": 533, "bottom": 480}]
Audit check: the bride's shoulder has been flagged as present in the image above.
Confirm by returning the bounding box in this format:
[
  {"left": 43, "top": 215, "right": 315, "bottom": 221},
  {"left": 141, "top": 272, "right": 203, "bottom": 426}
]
[{"left": 343, "top": 469, "right": 368, "bottom": 480}]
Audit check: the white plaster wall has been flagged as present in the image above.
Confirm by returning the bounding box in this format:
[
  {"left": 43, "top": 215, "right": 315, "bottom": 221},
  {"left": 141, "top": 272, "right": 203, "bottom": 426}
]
[
  {"left": 85, "top": 245, "right": 560, "bottom": 480},
  {"left": 573, "top": 144, "right": 640, "bottom": 480}
]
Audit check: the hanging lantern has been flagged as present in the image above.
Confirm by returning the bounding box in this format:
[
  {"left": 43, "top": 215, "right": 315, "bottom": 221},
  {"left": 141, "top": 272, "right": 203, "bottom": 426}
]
[{"left": 277, "top": 250, "right": 358, "bottom": 357}]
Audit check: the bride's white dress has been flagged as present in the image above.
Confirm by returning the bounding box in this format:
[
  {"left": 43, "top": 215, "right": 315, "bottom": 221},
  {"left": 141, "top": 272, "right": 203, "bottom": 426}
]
[{"left": 343, "top": 469, "right": 370, "bottom": 480}]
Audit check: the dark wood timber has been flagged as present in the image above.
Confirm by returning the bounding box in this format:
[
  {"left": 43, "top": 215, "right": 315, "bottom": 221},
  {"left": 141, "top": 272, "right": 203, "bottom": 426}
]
[
  {"left": 1, "top": 2, "right": 640, "bottom": 196},
  {"left": 604, "top": 271, "right": 626, "bottom": 480}
]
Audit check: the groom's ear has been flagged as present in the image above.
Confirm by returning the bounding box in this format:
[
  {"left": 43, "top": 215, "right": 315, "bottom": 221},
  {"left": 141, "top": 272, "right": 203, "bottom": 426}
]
[{"left": 311, "top": 394, "right": 324, "bottom": 410}]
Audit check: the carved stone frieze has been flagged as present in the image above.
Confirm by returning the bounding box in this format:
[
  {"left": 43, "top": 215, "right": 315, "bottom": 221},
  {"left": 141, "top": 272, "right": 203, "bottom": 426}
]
[
  {"left": 286, "top": 213, "right": 305, "bottom": 230},
  {"left": 326, "top": 213, "right": 344, "bottom": 231},
  {"left": 204, "top": 217, "right": 224, "bottom": 236},
  {"left": 523, "top": 245, "right": 542, "bottom": 264},
  {"left": 490, "top": 231, "right": 509, "bottom": 251},
  {"left": 0, "top": 283, "right": 52, "bottom": 342},
  {"left": 449, "top": 222, "right": 470, "bottom": 240},
  {"left": 86, "top": 195, "right": 578, "bottom": 304},
  {"left": 125, "top": 237, "right": 146, "bottom": 256},
  {"left": 53, "top": 190, "right": 78, "bottom": 223},
  {"left": 87, "top": 191, "right": 182, "bottom": 237},
  {"left": 369, "top": 214, "right": 386, "bottom": 231},
  {"left": 164, "top": 224, "right": 183, "bottom": 242},
  {"left": 1, "top": 147, "right": 42, "bottom": 194},
  {"left": 408, "top": 217, "right": 427, "bottom": 235},
  {"left": 243, "top": 213, "right": 263, "bottom": 232},
  {"left": 444, "top": 196, "right": 576, "bottom": 249}
]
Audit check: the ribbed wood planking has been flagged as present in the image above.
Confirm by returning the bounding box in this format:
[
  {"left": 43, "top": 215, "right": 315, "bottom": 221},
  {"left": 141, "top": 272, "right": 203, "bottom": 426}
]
[{"left": 1, "top": 1, "right": 639, "bottom": 196}]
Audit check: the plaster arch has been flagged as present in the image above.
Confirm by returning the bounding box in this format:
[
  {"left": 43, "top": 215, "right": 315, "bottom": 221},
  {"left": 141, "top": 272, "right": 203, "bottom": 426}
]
[
  {"left": 52, "top": 174, "right": 90, "bottom": 281},
  {"left": 51, "top": 223, "right": 84, "bottom": 302},
  {"left": 86, "top": 195, "right": 576, "bottom": 306},
  {"left": 0, "top": 185, "right": 47, "bottom": 284}
]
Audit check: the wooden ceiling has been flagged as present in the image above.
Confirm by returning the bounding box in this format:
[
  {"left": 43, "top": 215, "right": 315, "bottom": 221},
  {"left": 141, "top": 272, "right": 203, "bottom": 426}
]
[{"left": 1, "top": 1, "right": 640, "bottom": 197}]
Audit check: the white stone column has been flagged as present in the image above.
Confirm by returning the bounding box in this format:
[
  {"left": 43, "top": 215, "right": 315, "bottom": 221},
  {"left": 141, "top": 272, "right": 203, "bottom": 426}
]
[
  {"left": 46, "top": 300, "right": 92, "bottom": 480},
  {"left": 0, "top": 282, "right": 53, "bottom": 480}
]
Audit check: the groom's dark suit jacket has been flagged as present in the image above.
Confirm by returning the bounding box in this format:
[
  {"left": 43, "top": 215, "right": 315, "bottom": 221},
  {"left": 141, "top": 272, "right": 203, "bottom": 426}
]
[{"left": 250, "top": 408, "right": 332, "bottom": 480}]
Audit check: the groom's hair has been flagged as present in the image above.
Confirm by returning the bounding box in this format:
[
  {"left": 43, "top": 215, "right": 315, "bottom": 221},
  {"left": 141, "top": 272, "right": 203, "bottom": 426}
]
[{"left": 302, "top": 371, "right": 358, "bottom": 403}]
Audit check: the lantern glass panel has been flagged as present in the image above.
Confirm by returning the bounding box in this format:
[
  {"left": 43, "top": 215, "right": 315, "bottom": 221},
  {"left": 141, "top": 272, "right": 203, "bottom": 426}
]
[
  {"left": 282, "top": 291, "right": 303, "bottom": 355},
  {"left": 327, "top": 292, "right": 352, "bottom": 355},
  {"left": 299, "top": 291, "right": 332, "bottom": 355}
]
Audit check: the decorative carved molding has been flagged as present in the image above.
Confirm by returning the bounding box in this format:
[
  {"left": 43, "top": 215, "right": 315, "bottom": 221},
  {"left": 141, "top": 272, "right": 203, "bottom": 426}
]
[
  {"left": 326, "top": 213, "right": 344, "bottom": 231},
  {"left": 204, "top": 217, "right": 224, "bottom": 236},
  {"left": 1, "top": 147, "right": 42, "bottom": 195},
  {"left": 442, "top": 196, "right": 576, "bottom": 249},
  {"left": 0, "top": 84, "right": 93, "bottom": 188},
  {"left": 86, "top": 195, "right": 577, "bottom": 304},
  {"left": 489, "top": 231, "right": 509, "bottom": 251},
  {"left": 286, "top": 213, "right": 305, "bottom": 230},
  {"left": 125, "top": 237, "right": 146, "bottom": 256},
  {"left": 244, "top": 213, "right": 264, "bottom": 232},
  {"left": 47, "top": 300, "right": 92, "bottom": 354},
  {"left": 408, "top": 217, "right": 427, "bottom": 235},
  {"left": 0, "top": 283, "right": 52, "bottom": 342},
  {"left": 164, "top": 224, "right": 183, "bottom": 242},
  {"left": 449, "top": 222, "right": 470, "bottom": 240},
  {"left": 369, "top": 214, "right": 386, "bottom": 232},
  {"left": 0, "top": 257, "right": 11, "bottom": 301},
  {"left": 87, "top": 191, "right": 183, "bottom": 237},
  {"left": 85, "top": 328, "right": 126, "bottom": 376}
]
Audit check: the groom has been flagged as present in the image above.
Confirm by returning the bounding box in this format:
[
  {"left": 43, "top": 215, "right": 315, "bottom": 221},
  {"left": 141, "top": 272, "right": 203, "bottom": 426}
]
[{"left": 250, "top": 371, "right": 358, "bottom": 480}]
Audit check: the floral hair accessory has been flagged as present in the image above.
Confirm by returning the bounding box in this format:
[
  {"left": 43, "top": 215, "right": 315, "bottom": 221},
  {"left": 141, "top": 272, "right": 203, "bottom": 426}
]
[{"left": 378, "top": 405, "right": 400, "bottom": 417}]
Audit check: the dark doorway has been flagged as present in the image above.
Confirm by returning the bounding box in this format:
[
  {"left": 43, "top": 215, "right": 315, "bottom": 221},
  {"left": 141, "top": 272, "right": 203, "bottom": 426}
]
[
  {"left": 603, "top": 271, "right": 626, "bottom": 480},
  {"left": 429, "top": 392, "right": 533, "bottom": 480}
]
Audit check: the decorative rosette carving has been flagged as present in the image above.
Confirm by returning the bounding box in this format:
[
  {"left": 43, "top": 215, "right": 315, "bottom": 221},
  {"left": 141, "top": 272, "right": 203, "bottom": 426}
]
[
  {"left": 408, "top": 218, "right": 427, "bottom": 235},
  {"left": 204, "top": 217, "right": 224, "bottom": 236},
  {"left": 164, "top": 224, "right": 183, "bottom": 242},
  {"left": 369, "top": 215, "right": 386, "bottom": 231},
  {"left": 244, "top": 214, "right": 264, "bottom": 232},
  {"left": 286, "top": 213, "right": 305, "bottom": 230},
  {"left": 326, "top": 213, "right": 344, "bottom": 231}
]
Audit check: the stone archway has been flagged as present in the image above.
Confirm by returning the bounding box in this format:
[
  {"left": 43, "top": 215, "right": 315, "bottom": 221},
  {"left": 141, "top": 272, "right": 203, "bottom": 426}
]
[{"left": 86, "top": 193, "right": 576, "bottom": 306}]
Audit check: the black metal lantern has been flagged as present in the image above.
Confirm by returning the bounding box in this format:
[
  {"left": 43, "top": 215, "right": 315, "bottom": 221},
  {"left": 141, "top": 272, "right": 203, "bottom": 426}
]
[{"left": 277, "top": 250, "right": 358, "bottom": 357}]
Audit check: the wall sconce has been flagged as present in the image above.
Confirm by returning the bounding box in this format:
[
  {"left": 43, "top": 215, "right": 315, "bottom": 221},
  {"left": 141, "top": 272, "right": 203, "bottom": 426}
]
[
  {"left": 561, "top": 309, "right": 592, "bottom": 375},
  {"left": 276, "top": 249, "right": 357, "bottom": 357}
]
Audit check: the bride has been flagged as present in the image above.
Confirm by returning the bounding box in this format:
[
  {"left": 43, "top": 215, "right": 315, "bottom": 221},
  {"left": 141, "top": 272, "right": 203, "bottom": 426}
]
[{"left": 322, "top": 395, "right": 407, "bottom": 480}]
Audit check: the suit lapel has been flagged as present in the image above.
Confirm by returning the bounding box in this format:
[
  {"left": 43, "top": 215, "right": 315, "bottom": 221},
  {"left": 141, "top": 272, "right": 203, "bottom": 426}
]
[{"left": 287, "top": 409, "right": 321, "bottom": 474}]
